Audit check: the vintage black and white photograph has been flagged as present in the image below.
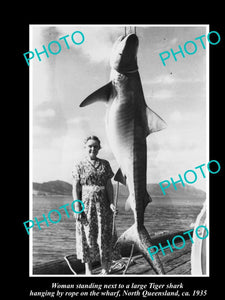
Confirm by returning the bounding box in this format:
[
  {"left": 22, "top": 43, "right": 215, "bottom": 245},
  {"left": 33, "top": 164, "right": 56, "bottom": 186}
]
[{"left": 29, "top": 24, "right": 209, "bottom": 277}]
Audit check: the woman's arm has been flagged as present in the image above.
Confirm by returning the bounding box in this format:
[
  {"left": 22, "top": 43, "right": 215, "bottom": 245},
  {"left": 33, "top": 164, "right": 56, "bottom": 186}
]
[
  {"left": 106, "top": 179, "right": 117, "bottom": 213},
  {"left": 106, "top": 178, "right": 114, "bottom": 204},
  {"left": 72, "top": 178, "right": 82, "bottom": 218}
]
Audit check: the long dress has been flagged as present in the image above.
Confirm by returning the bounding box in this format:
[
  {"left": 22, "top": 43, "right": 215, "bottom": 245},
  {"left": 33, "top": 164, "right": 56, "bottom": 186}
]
[{"left": 72, "top": 157, "right": 115, "bottom": 264}]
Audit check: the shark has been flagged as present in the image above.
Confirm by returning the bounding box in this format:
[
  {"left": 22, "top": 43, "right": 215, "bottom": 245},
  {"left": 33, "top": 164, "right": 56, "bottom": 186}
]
[{"left": 79, "top": 33, "right": 167, "bottom": 274}]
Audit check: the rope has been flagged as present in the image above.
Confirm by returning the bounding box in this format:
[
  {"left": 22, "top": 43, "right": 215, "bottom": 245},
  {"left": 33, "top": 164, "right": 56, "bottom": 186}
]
[
  {"left": 124, "top": 26, "right": 136, "bottom": 36},
  {"left": 64, "top": 256, "right": 77, "bottom": 275},
  {"left": 112, "top": 181, "right": 119, "bottom": 235},
  {"left": 111, "top": 178, "right": 135, "bottom": 275},
  {"left": 123, "top": 243, "right": 135, "bottom": 275}
]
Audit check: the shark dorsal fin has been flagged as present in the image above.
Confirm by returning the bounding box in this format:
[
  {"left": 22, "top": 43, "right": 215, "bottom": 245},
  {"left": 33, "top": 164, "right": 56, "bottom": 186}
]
[
  {"left": 79, "top": 82, "right": 112, "bottom": 107},
  {"left": 145, "top": 106, "right": 167, "bottom": 136}
]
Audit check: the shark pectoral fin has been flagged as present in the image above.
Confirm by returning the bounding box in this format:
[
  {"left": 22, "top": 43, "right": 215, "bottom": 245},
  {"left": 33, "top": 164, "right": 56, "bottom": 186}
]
[
  {"left": 114, "top": 168, "right": 126, "bottom": 186},
  {"left": 125, "top": 192, "right": 152, "bottom": 212},
  {"left": 79, "top": 82, "right": 112, "bottom": 107},
  {"left": 145, "top": 106, "right": 167, "bottom": 136},
  {"left": 125, "top": 194, "right": 135, "bottom": 211},
  {"left": 144, "top": 192, "right": 152, "bottom": 209}
]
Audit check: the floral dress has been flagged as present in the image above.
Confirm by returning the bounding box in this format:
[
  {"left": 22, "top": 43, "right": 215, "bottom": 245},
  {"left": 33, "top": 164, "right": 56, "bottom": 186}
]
[{"left": 72, "top": 158, "right": 115, "bottom": 264}]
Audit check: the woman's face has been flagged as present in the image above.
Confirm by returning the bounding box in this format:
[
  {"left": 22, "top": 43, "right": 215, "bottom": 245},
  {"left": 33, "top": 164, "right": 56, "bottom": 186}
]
[{"left": 85, "top": 139, "right": 100, "bottom": 160}]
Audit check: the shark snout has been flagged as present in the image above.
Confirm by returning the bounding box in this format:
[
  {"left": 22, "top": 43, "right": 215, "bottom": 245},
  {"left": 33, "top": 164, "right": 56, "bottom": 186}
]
[
  {"left": 124, "top": 33, "right": 138, "bottom": 42},
  {"left": 117, "top": 33, "right": 138, "bottom": 42},
  {"left": 110, "top": 33, "right": 139, "bottom": 73},
  {"left": 114, "top": 34, "right": 138, "bottom": 54}
]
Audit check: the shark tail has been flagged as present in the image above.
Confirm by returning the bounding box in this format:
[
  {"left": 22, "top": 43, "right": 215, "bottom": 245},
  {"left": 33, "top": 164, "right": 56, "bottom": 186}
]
[{"left": 115, "top": 224, "right": 165, "bottom": 274}]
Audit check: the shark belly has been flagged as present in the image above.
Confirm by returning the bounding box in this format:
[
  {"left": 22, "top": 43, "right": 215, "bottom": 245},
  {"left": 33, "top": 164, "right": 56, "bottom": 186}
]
[
  {"left": 106, "top": 82, "right": 147, "bottom": 225},
  {"left": 106, "top": 96, "right": 134, "bottom": 167}
]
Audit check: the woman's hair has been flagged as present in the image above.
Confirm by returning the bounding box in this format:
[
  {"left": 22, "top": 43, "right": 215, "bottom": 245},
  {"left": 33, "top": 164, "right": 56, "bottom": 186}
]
[{"left": 84, "top": 135, "right": 101, "bottom": 149}]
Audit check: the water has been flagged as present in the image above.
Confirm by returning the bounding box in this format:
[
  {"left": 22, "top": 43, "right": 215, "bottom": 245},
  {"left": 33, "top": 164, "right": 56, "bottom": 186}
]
[{"left": 32, "top": 195, "right": 204, "bottom": 266}]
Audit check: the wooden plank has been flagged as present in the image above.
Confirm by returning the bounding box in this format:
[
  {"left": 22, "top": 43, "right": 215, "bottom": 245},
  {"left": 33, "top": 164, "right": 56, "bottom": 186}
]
[
  {"left": 167, "top": 261, "right": 191, "bottom": 275},
  {"left": 33, "top": 259, "right": 73, "bottom": 275},
  {"left": 154, "top": 241, "right": 192, "bottom": 275},
  {"left": 33, "top": 230, "right": 193, "bottom": 275},
  {"left": 164, "top": 253, "right": 191, "bottom": 274},
  {"left": 109, "top": 240, "right": 192, "bottom": 275}
]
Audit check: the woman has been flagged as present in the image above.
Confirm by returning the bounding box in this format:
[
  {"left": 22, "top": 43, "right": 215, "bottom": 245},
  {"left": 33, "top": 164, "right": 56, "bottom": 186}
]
[{"left": 72, "top": 136, "right": 117, "bottom": 275}]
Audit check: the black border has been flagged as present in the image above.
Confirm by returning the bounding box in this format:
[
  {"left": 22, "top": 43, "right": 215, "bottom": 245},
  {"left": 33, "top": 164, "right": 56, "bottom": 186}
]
[{"left": 15, "top": 19, "right": 224, "bottom": 299}]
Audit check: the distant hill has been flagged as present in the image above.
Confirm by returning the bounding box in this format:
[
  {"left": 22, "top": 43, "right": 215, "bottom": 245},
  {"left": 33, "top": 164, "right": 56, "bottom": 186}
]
[
  {"left": 33, "top": 180, "right": 206, "bottom": 202},
  {"left": 33, "top": 180, "right": 72, "bottom": 196},
  {"left": 148, "top": 183, "right": 206, "bottom": 199},
  {"left": 116, "top": 182, "right": 205, "bottom": 204}
]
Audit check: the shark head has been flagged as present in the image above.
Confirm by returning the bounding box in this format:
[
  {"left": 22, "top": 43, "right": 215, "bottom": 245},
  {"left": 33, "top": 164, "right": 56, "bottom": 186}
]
[{"left": 110, "top": 33, "right": 139, "bottom": 73}]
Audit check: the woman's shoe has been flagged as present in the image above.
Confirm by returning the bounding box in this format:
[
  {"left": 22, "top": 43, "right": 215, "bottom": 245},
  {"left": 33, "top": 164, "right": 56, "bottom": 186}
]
[{"left": 99, "top": 269, "right": 108, "bottom": 275}]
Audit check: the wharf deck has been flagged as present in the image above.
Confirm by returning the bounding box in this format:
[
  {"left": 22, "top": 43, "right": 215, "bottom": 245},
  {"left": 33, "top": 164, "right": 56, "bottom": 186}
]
[{"left": 33, "top": 230, "right": 192, "bottom": 275}]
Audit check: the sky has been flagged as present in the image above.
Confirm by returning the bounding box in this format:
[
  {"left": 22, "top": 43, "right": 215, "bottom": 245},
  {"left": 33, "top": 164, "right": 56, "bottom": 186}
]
[{"left": 30, "top": 25, "right": 209, "bottom": 191}]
